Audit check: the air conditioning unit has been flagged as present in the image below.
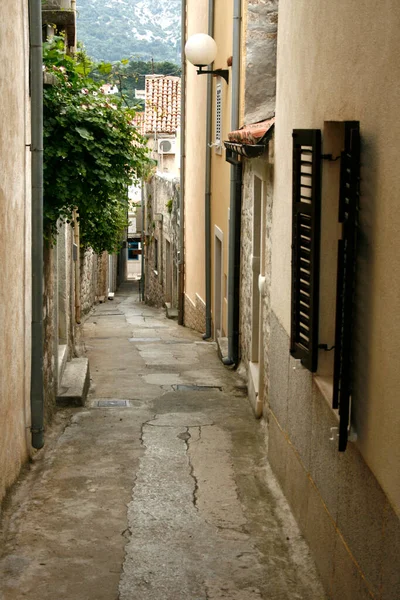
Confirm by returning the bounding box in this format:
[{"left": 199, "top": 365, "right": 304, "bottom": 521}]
[{"left": 158, "top": 138, "right": 176, "bottom": 155}]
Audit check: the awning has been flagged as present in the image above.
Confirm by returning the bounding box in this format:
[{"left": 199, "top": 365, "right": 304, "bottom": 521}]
[{"left": 224, "top": 117, "right": 275, "bottom": 159}]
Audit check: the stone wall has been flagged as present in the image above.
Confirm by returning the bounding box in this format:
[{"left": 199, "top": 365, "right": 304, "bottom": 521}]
[
  {"left": 239, "top": 153, "right": 274, "bottom": 416},
  {"left": 244, "top": 0, "right": 278, "bottom": 124},
  {"left": 80, "top": 249, "right": 109, "bottom": 316},
  {"left": 144, "top": 173, "right": 180, "bottom": 309},
  {"left": 43, "top": 245, "right": 58, "bottom": 426},
  {"left": 184, "top": 293, "right": 206, "bottom": 334}
]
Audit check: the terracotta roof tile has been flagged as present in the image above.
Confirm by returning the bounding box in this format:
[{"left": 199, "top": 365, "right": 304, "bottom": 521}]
[
  {"left": 132, "top": 111, "right": 146, "bottom": 136},
  {"left": 144, "top": 75, "right": 181, "bottom": 135},
  {"left": 227, "top": 117, "right": 275, "bottom": 145}
]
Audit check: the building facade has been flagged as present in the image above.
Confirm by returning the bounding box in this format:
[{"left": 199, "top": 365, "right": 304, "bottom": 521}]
[
  {"left": 183, "top": 0, "right": 400, "bottom": 598},
  {"left": 143, "top": 75, "right": 181, "bottom": 310},
  {"left": 266, "top": 1, "right": 400, "bottom": 597},
  {"left": 0, "top": 0, "right": 32, "bottom": 506}
]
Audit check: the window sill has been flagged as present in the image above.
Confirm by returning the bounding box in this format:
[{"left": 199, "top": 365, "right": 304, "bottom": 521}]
[{"left": 313, "top": 375, "right": 339, "bottom": 422}]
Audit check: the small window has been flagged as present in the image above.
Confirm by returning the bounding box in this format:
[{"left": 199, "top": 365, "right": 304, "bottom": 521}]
[{"left": 128, "top": 240, "right": 141, "bottom": 261}]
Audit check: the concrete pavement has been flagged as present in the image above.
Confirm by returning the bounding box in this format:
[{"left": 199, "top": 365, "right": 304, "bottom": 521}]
[{"left": 0, "top": 282, "right": 327, "bottom": 600}]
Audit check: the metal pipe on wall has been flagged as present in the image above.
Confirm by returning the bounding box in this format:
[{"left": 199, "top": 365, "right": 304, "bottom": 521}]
[
  {"left": 203, "top": 0, "right": 215, "bottom": 340},
  {"left": 73, "top": 209, "right": 81, "bottom": 324},
  {"left": 224, "top": 0, "right": 242, "bottom": 365},
  {"left": 30, "top": 0, "right": 45, "bottom": 449},
  {"left": 178, "top": 0, "right": 186, "bottom": 325}
]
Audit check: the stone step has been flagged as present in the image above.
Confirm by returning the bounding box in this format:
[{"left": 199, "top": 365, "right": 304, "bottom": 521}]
[
  {"left": 57, "top": 357, "right": 90, "bottom": 407},
  {"left": 165, "top": 302, "right": 179, "bottom": 320}
]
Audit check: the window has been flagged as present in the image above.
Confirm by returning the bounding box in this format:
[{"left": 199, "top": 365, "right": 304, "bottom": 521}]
[
  {"left": 128, "top": 240, "right": 141, "bottom": 261},
  {"left": 333, "top": 121, "right": 360, "bottom": 451},
  {"left": 290, "top": 129, "right": 322, "bottom": 372},
  {"left": 290, "top": 123, "right": 360, "bottom": 452}
]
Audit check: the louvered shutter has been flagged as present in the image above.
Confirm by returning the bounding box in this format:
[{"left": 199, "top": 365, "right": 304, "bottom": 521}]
[
  {"left": 290, "top": 130, "right": 322, "bottom": 372},
  {"left": 333, "top": 122, "right": 360, "bottom": 452}
]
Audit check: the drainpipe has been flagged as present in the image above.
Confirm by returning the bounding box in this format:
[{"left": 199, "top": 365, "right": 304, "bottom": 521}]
[
  {"left": 30, "top": 0, "right": 44, "bottom": 449},
  {"left": 203, "top": 0, "right": 214, "bottom": 340},
  {"left": 73, "top": 209, "right": 81, "bottom": 323},
  {"left": 178, "top": 0, "right": 186, "bottom": 325},
  {"left": 223, "top": 0, "right": 242, "bottom": 366},
  {"left": 141, "top": 184, "right": 145, "bottom": 301}
]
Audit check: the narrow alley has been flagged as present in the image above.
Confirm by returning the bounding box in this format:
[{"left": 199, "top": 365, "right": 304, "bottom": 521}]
[{"left": 0, "top": 283, "right": 326, "bottom": 600}]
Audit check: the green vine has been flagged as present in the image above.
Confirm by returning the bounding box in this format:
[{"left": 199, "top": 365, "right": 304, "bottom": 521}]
[
  {"left": 43, "top": 38, "right": 153, "bottom": 254},
  {"left": 166, "top": 199, "right": 173, "bottom": 214}
]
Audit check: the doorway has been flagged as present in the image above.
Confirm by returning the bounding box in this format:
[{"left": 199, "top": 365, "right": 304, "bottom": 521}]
[
  {"left": 249, "top": 172, "right": 267, "bottom": 417},
  {"left": 214, "top": 227, "right": 223, "bottom": 339},
  {"left": 165, "top": 239, "right": 172, "bottom": 304}
]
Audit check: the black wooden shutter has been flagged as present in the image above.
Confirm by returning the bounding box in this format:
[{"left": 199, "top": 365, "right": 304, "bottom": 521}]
[
  {"left": 333, "top": 122, "right": 360, "bottom": 452},
  {"left": 290, "top": 130, "right": 322, "bottom": 372}
]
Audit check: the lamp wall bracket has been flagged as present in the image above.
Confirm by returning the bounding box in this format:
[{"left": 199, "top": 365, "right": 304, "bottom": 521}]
[{"left": 196, "top": 65, "right": 229, "bottom": 84}]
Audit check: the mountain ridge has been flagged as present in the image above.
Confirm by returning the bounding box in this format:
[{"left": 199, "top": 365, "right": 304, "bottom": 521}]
[{"left": 77, "top": 0, "right": 181, "bottom": 63}]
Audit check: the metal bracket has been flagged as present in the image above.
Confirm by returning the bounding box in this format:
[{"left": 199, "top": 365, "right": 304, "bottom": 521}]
[
  {"left": 318, "top": 343, "right": 335, "bottom": 351},
  {"left": 196, "top": 65, "right": 229, "bottom": 84},
  {"left": 321, "top": 154, "right": 341, "bottom": 162},
  {"left": 329, "top": 427, "right": 339, "bottom": 441}
]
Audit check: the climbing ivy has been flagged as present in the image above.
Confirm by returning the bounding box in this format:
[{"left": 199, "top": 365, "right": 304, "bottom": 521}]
[{"left": 43, "top": 38, "right": 153, "bottom": 254}]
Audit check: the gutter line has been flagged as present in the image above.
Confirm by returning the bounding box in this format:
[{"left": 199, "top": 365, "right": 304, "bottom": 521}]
[
  {"left": 30, "top": 0, "right": 44, "bottom": 449},
  {"left": 224, "top": 0, "right": 242, "bottom": 365},
  {"left": 203, "top": 0, "right": 214, "bottom": 340},
  {"left": 178, "top": 0, "right": 186, "bottom": 325}
]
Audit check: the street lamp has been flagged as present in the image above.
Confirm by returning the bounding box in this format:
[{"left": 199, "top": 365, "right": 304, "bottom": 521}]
[{"left": 185, "top": 33, "right": 229, "bottom": 84}]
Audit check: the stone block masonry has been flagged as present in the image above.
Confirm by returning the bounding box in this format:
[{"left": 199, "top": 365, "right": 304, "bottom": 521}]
[{"left": 184, "top": 293, "right": 206, "bottom": 334}]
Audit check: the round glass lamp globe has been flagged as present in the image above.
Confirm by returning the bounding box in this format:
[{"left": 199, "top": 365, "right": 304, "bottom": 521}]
[{"left": 185, "top": 34, "right": 217, "bottom": 67}]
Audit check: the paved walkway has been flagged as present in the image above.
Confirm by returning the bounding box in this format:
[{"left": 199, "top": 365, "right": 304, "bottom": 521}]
[{"left": 0, "top": 282, "right": 326, "bottom": 600}]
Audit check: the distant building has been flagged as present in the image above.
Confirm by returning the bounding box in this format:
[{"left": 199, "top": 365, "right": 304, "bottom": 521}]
[{"left": 100, "top": 83, "right": 119, "bottom": 95}]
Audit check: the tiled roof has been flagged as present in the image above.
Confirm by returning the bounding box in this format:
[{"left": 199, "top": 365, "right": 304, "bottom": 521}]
[
  {"left": 144, "top": 75, "right": 181, "bottom": 135},
  {"left": 132, "top": 111, "right": 146, "bottom": 136}
]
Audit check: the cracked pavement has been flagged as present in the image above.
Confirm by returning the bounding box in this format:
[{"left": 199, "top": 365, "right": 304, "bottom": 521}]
[{"left": 0, "top": 282, "right": 326, "bottom": 600}]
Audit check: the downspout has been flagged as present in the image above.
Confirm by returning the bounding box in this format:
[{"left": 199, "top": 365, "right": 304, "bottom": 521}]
[
  {"left": 30, "top": 0, "right": 44, "bottom": 449},
  {"left": 141, "top": 184, "right": 145, "bottom": 301},
  {"left": 73, "top": 209, "right": 81, "bottom": 324},
  {"left": 223, "top": 0, "right": 242, "bottom": 366},
  {"left": 203, "top": 0, "right": 214, "bottom": 340},
  {"left": 178, "top": 0, "right": 186, "bottom": 325}
]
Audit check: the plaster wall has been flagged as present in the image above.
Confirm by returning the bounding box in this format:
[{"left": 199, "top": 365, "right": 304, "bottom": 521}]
[
  {"left": 272, "top": 0, "right": 400, "bottom": 515},
  {"left": 184, "top": 0, "right": 207, "bottom": 315},
  {"left": 210, "top": 0, "right": 233, "bottom": 336},
  {"left": 0, "top": 0, "right": 32, "bottom": 506}
]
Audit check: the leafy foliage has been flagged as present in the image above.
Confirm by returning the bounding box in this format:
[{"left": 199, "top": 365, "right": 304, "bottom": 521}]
[{"left": 43, "top": 38, "right": 153, "bottom": 253}]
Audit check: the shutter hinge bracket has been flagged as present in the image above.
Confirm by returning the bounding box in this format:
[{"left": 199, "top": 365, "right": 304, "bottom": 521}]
[
  {"left": 321, "top": 154, "right": 341, "bottom": 162},
  {"left": 318, "top": 343, "right": 335, "bottom": 351}
]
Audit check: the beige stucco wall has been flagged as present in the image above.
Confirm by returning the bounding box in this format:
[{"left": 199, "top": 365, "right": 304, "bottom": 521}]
[
  {"left": 272, "top": 0, "right": 400, "bottom": 512},
  {"left": 184, "top": 0, "right": 208, "bottom": 309},
  {"left": 210, "top": 0, "right": 233, "bottom": 336},
  {"left": 0, "top": 0, "right": 32, "bottom": 506}
]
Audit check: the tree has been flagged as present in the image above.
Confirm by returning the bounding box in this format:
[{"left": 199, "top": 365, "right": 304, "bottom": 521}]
[{"left": 43, "top": 38, "right": 153, "bottom": 253}]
